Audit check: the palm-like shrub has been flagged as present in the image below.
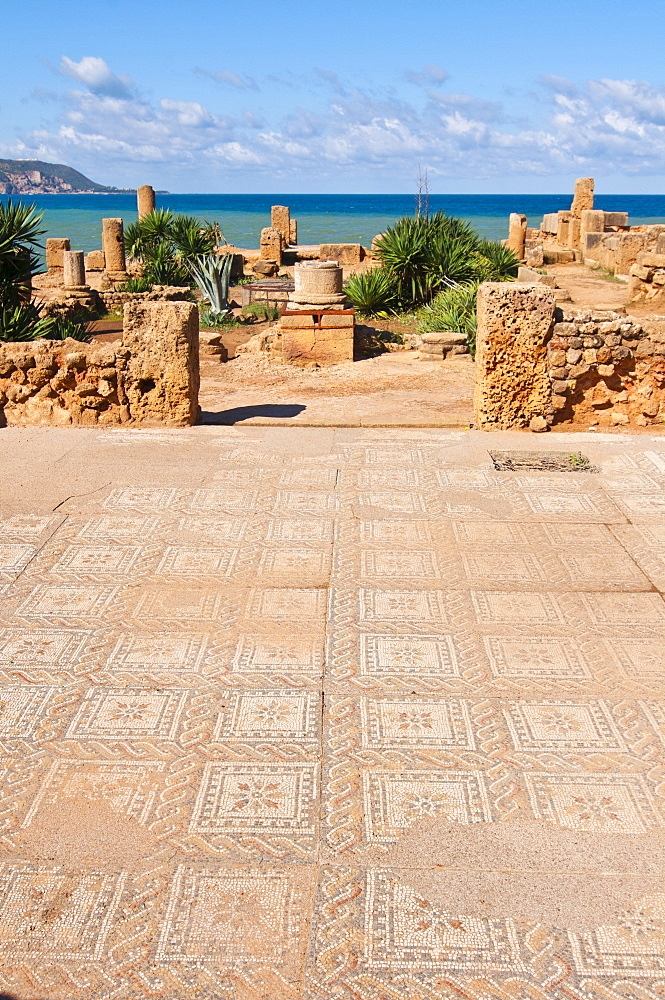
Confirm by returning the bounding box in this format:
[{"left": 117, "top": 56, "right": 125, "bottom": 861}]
[
  {"left": 0, "top": 199, "right": 45, "bottom": 312},
  {"left": 372, "top": 212, "right": 518, "bottom": 310},
  {"left": 124, "top": 210, "right": 219, "bottom": 287},
  {"left": 345, "top": 267, "right": 398, "bottom": 316}
]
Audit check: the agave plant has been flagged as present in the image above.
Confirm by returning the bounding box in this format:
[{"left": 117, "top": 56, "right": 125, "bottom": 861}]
[
  {"left": 188, "top": 253, "right": 233, "bottom": 318},
  {"left": 345, "top": 266, "right": 398, "bottom": 316}
]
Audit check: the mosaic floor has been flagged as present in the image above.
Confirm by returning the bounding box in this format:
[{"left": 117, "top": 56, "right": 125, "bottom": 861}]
[{"left": 0, "top": 426, "right": 664, "bottom": 998}]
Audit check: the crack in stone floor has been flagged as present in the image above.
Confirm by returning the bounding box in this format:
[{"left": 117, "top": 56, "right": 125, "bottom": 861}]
[{"left": 0, "top": 425, "right": 664, "bottom": 998}]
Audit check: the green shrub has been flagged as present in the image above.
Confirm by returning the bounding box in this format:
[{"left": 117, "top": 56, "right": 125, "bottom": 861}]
[
  {"left": 0, "top": 199, "right": 45, "bottom": 313},
  {"left": 242, "top": 301, "right": 281, "bottom": 322},
  {"left": 344, "top": 267, "right": 398, "bottom": 316},
  {"left": 119, "top": 275, "right": 153, "bottom": 293},
  {"left": 418, "top": 281, "right": 480, "bottom": 357},
  {"left": 124, "top": 210, "right": 220, "bottom": 287}
]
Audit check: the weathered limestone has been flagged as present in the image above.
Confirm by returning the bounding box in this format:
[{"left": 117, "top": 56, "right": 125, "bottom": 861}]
[
  {"left": 287, "top": 261, "right": 347, "bottom": 310},
  {"left": 571, "top": 177, "right": 594, "bottom": 216},
  {"left": 416, "top": 331, "right": 469, "bottom": 360},
  {"left": 568, "top": 217, "right": 581, "bottom": 251},
  {"left": 541, "top": 213, "right": 559, "bottom": 235},
  {"left": 45, "top": 238, "right": 70, "bottom": 272},
  {"left": 280, "top": 310, "right": 355, "bottom": 365},
  {"left": 122, "top": 301, "right": 200, "bottom": 425},
  {"left": 603, "top": 211, "right": 629, "bottom": 228},
  {"left": 289, "top": 219, "right": 298, "bottom": 245},
  {"left": 580, "top": 209, "right": 605, "bottom": 250},
  {"left": 85, "top": 250, "right": 106, "bottom": 271},
  {"left": 319, "top": 243, "right": 363, "bottom": 265},
  {"left": 556, "top": 210, "right": 572, "bottom": 246},
  {"left": 614, "top": 232, "right": 648, "bottom": 276},
  {"left": 137, "top": 184, "right": 156, "bottom": 219},
  {"left": 62, "top": 251, "right": 87, "bottom": 289},
  {"left": 271, "top": 206, "right": 291, "bottom": 245},
  {"left": 474, "top": 282, "right": 556, "bottom": 430},
  {"left": 260, "top": 227, "right": 283, "bottom": 264},
  {"left": 102, "top": 218, "right": 127, "bottom": 277},
  {"left": 507, "top": 214, "right": 527, "bottom": 259}
]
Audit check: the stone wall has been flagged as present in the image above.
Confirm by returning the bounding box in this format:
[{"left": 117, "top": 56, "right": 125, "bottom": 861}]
[
  {"left": 627, "top": 252, "right": 665, "bottom": 308},
  {"left": 475, "top": 281, "right": 665, "bottom": 429},
  {"left": 279, "top": 310, "right": 355, "bottom": 365},
  {"left": 98, "top": 285, "right": 192, "bottom": 312},
  {"left": 0, "top": 301, "right": 199, "bottom": 427}
]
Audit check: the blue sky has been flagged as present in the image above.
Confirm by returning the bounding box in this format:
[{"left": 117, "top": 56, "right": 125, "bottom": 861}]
[{"left": 1, "top": 0, "right": 665, "bottom": 193}]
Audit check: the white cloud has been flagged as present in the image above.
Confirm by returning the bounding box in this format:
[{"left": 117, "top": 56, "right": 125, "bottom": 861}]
[
  {"left": 58, "top": 56, "right": 134, "bottom": 100},
  {"left": 196, "top": 67, "right": 259, "bottom": 91}
]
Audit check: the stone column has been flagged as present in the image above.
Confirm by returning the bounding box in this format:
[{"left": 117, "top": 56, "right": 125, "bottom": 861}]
[
  {"left": 287, "top": 261, "right": 347, "bottom": 309},
  {"left": 571, "top": 177, "right": 594, "bottom": 216},
  {"left": 62, "top": 250, "right": 88, "bottom": 289},
  {"left": 137, "top": 185, "right": 156, "bottom": 219},
  {"left": 474, "top": 282, "right": 556, "bottom": 430},
  {"left": 122, "top": 301, "right": 200, "bottom": 426},
  {"left": 580, "top": 209, "right": 605, "bottom": 256},
  {"left": 289, "top": 219, "right": 298, "bottom": 245},
  {"left": 271, "top": 205, "right": 291, "bottom": 244},
  {"left": 46, "top": 238, "right": 70, "bottom": 272},
  {"left": 507, "top": 214, "right": 527, "bottom": 259},
  {"left": 260, "top": 227, "right": 283, "bottom": 264},
  {"left": 102, "top": 218, "right": 127, "bottom": 277}
]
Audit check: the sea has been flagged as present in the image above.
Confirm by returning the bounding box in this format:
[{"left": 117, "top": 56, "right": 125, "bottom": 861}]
[{"left": 4, "top": 192, "right": 665, "bottom": 256}]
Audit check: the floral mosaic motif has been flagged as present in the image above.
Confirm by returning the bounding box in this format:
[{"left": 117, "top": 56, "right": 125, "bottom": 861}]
[
  {"left": 190, "top": 762, "right": 319, "bottom": 834},
  {"left": 360, "top": 698, "right": 474, "bottom": 749},
  {"left": 607, "top": 640, "right": 665, "bottom": 681},
  {"left": 15, "top": 585, "right": 119, "bottom": 617},
  {"left": 232, "top": 636, "right": 324, "bottom": 675},
  {"left": 214, "top": 691, "right": 318, "bottom": 741},
  {"left": 471, "top": 591, "right": 567, "bottom": 625},
  {"left": 0, "top": 629, "right": 90, "bottom": 668},
  {"left": 359, "top": 589, "right": 449, "bottom": 622},
  {"left": 103, "top": 488, "right": 179, "bottom": 510},
  {"left": 247, "top": 588, "right": 327, "bottom": 620},
  {"left": 362, "top": 771, "right": 491, "bottom": 843},
  {"left": 0, "top": 544, "right": 35, "bottom": 574},
  {"left": 50, "top": 545, "right": 142, "bottom": 574},
  {"left": 462, "top": 552, "right": 550, "bottom": 584},
  {"left": 156, "top": 868, "right": 310, "bottom": 966},
  {"left": 569, "top": 893, "right": 665, "bottom": 975},
  {"left": 0, "top": 685, "right": 56, "bottom": 738},
  {"left": 525, "top": 773, "right": 661, "bottom": 833},
  {"left": 484, "top": 637, "right": 592, "bottom": 679},
  {"left": 108, "top": 633, "right": 208, "bottom": 669},
  {"left": 360, "top": 635, "right": 459, "bottom": 677},
  {"left": 264, "top": 519, "right": 333, "bottom": 542},
  {"left": 363, "top": 872, "right": 526, "bottom": 971},
  {"left": 156, "top": 547, "right": 238, "bottom": 576},
  {"left": 65, "top": 687, "right": 188, "bottom": 740},
  {"left": 504, "top": 701, "right": 626, "bottom": 751},
  {"left": 360, "top": 551, "right": 440, "bottom": 579},
  {"left": 0, "top": 864, "right": 127, "bottom": 960}
]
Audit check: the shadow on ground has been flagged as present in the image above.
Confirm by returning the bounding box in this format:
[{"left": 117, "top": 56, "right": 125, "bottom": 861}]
[{"left": 201, "top": 403, "right": 307, "bottom": 424}]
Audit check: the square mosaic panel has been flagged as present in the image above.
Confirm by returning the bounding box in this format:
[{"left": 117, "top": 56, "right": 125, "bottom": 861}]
[
  {"left": 484, "top": 638, "right": 592, "bottom": 680},
  {"left": 48, "top": 545, "right": 142, "bottom": 575},
  {"left": 187, "top": 489, "right": 263, "bottom": 513},
  {"left": 362, "top": 771, "right": 491, "bottom": 843},
  {"left": 359, "top": 590, "right": 449, "bottom": 624},
  {"left": 608, "top": 640, "right": 665, "bottom": 682},
  {"left": 278, "top": 468, "right": 338, "bottom": 487},
  {"left": 257, "top": 548, "right": 330, "bottom": 577},
  {"left": 356, "top": 493, "right": 429, "bottom": 514},
  {"left": 108, "top": 633, "right": 208, "bottom": 671},
  {"left": 65, "top": 687, "right": 188, "bottom": 740},
  {"left": 23, "top": 759, "right": 166, "bottom": 827},
  {"left": 15, "top": 585, "right": 119, "bottom": 618},
  {"left": 359, "top": 521, "right": 434, "bottom": 545},
  {"left": 356, "top": 469, "right": 427, "bottom": 489},
  {"left": 461, "top": 552, "right": 550, "bottom": 585},
  {"left": 131, "top": 589, "right": 233, "bottom": 623},
  {"left": 0, "top": 685, "right": 56, "bottom": 738},
  {"left": 214, "top": 691, "right": 319, "bottom": 742},
  {"left": 103, "top": 488, "right": 180, "bottom": 510},
  {"left": 231, "top": 636, "right": 324, "bottom": 676},
  {"left": 264, "top": 519, "right": 333, "bottom": 543},
  {"left": 360, "top": 551, "right": 441, "bottom": 579},
  {"left": 525, "top": 773, "right": 661, "bottom": 833},
  {"left": 471, "top": 592, "right": 568, "bottom": 627},
  {"left": 0, "top": 544, "right": 35, "bottom": 575},
  {"left": 363, "top": 872, "right": 525, "bottom": 972},
  {"left": 0, "top": 516, "right": 59, "bottom": 542},
  {"left": 517, "top": 493, "right": 621, "bottom": 519},
  {"left": 176, "top": 516, "right": 250, "bottom": 542},
  {"left": 568, "top": 893, "right": 665, "bottom": 977},
  {"left": 579, "top": 593, "right": 665, "bottom": 628},
  {"left": 453, "top": 523, "right": 533, "bottom": 546},
  {"left": 638, "top": 703, "right": 665, "bottom": 747},
  {"left": 557, "top": 552, "right": 649, "bottom": 588},
  {"left": 155, "top": 546, "right": 238, "bottom": 576},
  {"left": 436, "top": 470, "right": 494, "bottom": 489},
  {"left": 611, "top": 494, "right": 665, "bottom": 519},
  {"left": 0, "top": 864, "right": 127, "bottom": 960},
  {"left": 360, "top": 635, "right": 459, "bottom": 678},
  {"left": 503, "top": 701, "right": 626, "bottom": 752},
  {"left": 273, "top": 491, "right": 341, "bottom": 515},
  {"left": 190, "top": 762, "right": 318, "bottom": 835},
  {"left": 156, "top": 867, "right": 310, "bottom": 967},
  {"left": 0, "top": 629, "right": 91, "bottom": 669},
  {"left": 246, "top": 588, "right": 327, "bottom": 621},
  {"left": 74, "top": 515, "right": 163, "bottom": 542},
  {"left": 359, "top": 698, "right": 474, "bottom": 749}
]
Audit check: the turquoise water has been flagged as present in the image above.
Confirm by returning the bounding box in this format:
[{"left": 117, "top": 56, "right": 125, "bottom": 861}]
[{"left": 3, "top": 192, "right": 665, "bottom": 257}]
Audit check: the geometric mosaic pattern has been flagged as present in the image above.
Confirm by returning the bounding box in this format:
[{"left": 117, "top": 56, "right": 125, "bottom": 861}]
[{"left": 1, "top": 432, "right": 665, "bottom": 994}]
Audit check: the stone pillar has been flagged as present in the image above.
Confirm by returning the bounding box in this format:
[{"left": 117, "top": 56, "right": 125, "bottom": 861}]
[
  {"left": 580, "top": 209, "right": 605, "bottom": 254},
  {"left": 260, "top": 227, "right": 283, "bottom": 264},
  {"left": 102, "top": 218, "right": 127, "bottom": 277},
  {"left": 271, "top": 205, "right": 291, "bottom": 244},
  {"left": 137, "top": 185, "right": 156, "bottom": 219},
  {"left": 568, "top": 217, "right": 581, "bottom": 251},
  {"left": 62, "top": 250, "right": 88, "bottom": 289},
  {"left": 474, "top": 282, "right": 556, "bottom": 430},
  {"left": 46, "top": 238, "right": 70, "bottom": 272},
  {"left": 122, "top": 301, "right": 200, "bottom": 426},
  {"left": 287, "top": 261, "right": 347, "bottom": 310},
  {"left": 289, "top": 219, "right": 298, "bottom": 245},
  {"left": 507, "top": 214, "right": 527, "bottom": 259},
  {"left": 556, "top": 211, "right": 571, "bottom": 246},
  {"left": 571, "top": 177, "right": 594, "bottom": 217}
]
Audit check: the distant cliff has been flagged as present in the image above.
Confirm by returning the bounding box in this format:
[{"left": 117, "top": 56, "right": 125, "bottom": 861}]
[{"left": 0, "top": 159, "right": 129, "bottom": 195}]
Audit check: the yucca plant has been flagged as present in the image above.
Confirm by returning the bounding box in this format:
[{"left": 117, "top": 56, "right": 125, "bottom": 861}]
[
  {"left": 345, "top": 266, "right": 398, "bottom": 316},
  {"left": 0, "top": 199, "right": 46, "bottom": 311},
  {"left": 188, "top": 253, "right": 233, "bottom": 318},
  {"left": 0, "top": 302, "right": 56, "bottom": 341}
]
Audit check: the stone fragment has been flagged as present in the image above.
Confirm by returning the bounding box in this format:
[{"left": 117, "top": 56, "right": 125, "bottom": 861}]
[
  {"left": 507, "top": 214, "right": 527, "bottom": 259},
  {"left": 46, "top": 238, "right": 70, "bottom": 271},
  {"left": 611, "top": 412, "right": 629, "bottom": 425},
  {"left": 62, "top": 251, "right": 87, "bottom": 289},
  {"left": 319, "top": 243, "right": 362, "bottom": 265},
  {"left": 474, "top": 283, "right": 555, "bottom": 429},
  {"left": 260, "top": 227, "right": 283, "bottom": 264},
  {"left": 571, "top": 177, "right": 594, "bottom": 216},
  {"left": 137, "top": 185, "right": 156, "bottom": 220},
  {"left": 85, "top": 250, "right": 105, "bottom": 270},
  {"left": 529, "top": 415, "right": 548, "bottom": 432},
  {"left": 271, "top": 206, "right": 291, "bottom": 244}
]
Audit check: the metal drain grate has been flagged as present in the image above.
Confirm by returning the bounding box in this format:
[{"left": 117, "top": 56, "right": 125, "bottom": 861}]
[{"left": 489, "top": 451, "right": 599, "bottom": 473}]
